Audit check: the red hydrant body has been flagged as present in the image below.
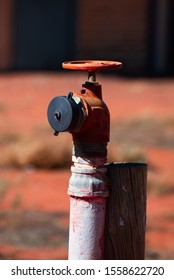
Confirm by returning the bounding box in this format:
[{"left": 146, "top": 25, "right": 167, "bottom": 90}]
[{"left": 72, "top": 82, "right": 110, "bottom": 143}]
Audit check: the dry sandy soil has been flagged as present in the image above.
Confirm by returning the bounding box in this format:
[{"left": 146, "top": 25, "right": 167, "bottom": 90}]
[{"left": 0, "top": 72, "right": 174, "bottom": 259}]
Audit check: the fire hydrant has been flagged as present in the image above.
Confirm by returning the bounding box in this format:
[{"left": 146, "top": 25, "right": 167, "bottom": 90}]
[{"left": 47, "top": 60, "right": 122, "bottom": 259}]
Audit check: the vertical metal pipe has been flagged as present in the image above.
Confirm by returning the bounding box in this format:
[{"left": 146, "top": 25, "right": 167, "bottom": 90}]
[
  {"left": 68, "top": 145, "right": 109, "bottom": 260},
  {"left": 68, "top": 196, "right": 106, "bottom": 259}
]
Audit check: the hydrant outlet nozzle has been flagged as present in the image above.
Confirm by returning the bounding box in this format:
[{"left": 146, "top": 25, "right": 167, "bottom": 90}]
[{"left": 47, "top": 95, "right": 87, "bottom": 133}]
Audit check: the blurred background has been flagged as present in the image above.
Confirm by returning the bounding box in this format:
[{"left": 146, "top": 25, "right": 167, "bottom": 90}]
[
  {"left": 0, "top": 0, "right": 174, "bottom": 75},
  {"left": 0, "top": 0, "right": 174, "bottom": 260}
]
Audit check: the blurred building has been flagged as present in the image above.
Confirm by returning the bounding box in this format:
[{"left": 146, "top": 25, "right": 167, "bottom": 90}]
[{"left": 0, "top": 0, "right": 173, "bottom": 75}]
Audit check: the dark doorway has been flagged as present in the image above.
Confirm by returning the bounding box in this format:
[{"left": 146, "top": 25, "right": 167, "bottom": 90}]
[
  {"left": 168, "top": 0, "right": 174, "bottom": 75},
  {"left": 148, "top": 0, "right": 173, "bottom": 76},
  {"left": 14, "top": 0, "right": 77, "bottom": 70}
]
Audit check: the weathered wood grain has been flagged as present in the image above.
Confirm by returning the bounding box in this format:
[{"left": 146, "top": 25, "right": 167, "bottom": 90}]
[{"left": 104, "top": 162, "right": 147, "bottom": 259}]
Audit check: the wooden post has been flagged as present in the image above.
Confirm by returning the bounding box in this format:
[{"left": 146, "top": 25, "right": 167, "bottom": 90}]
[{"left": 104, "top": 162, "right": 147, "bottom": 259}]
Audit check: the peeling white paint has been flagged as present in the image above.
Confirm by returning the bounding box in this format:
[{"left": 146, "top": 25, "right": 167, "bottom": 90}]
[{"left": 68, "top": 196, "right": 106, "bottom": 259}]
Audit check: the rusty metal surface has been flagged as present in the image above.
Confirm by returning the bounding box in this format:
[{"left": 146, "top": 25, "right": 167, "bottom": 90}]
[
  {"left": 62, "top": 60, "right": 122, "bottom": 72},
  {"left": 72, "top": 82, "right": 110, "bottom": 144}
]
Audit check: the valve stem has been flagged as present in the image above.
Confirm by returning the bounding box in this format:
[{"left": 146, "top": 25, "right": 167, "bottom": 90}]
[{"left": 88, "top": 71, "right": 96, "bottom": 83}]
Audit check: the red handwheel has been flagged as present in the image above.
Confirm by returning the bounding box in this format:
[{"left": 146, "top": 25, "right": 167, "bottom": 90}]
[
  {"left": 62, "top": 60, "right": 122, "bottom": 82},
  {"left": 62, "top": 60, "right": 122, "bottom": 72}
]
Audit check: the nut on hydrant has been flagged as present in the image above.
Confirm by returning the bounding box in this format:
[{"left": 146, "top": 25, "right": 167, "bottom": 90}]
[{"left": 47, "top": 60, "right": 122, "bottom": 259}]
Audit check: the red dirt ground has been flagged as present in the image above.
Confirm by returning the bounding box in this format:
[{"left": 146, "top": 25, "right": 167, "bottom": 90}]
[{"left": 0, "top": 72, "right": 174, "bottom": 259}]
